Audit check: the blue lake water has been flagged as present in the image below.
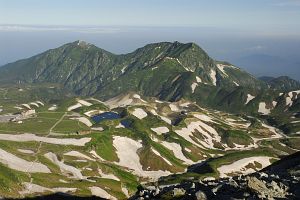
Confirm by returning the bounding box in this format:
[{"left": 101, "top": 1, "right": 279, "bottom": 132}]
[
  {"left": 120, "top": 119, "right": 132, "bottom": 128},
  {"left": 91, "top": 112, "right": 121, "bottom": 123}
]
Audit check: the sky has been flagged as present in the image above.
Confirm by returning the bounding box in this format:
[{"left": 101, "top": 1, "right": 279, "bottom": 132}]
[{"left": 0, "top": 0, "right": 300, "bottom": 80}]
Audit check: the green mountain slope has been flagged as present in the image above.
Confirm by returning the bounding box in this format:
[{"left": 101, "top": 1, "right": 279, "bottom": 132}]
[{"left": 1, "top": 41, "right": 299, "bottom": 116}]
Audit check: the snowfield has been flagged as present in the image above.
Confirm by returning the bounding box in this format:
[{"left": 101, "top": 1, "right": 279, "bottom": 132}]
[
  {"left": 258, "top": 102, "right": 271, "bottom": 115},
  {"left": 67, "top": 103, "right": 82, "bottom": 111},
  {"left": 45, "top": 152, "right": 84, "bottom": 179},
  {"left": 132, "top": 108, "right": 148, "bottom": 119},
  {"left": 245, "top": 94, "right": 255, "bottom": 105},
  {"left": 113, "top": 136, "right": 171, "bottom": 180},
  {"left": 48, "top": 105, "right": 57, "bottom": 111},
  {"left": 216, "top": 64, "right": 229, "bottom": 77},
  {"left": 18, "top": 149, "right": 34, "bottom": 154},
  {"left": 71, "top": 117, "right": 93, "bottom": 127},
  {"left": 160, "top": 141, "right": 194, "bottom": 165},
  {"left": 217, "top": 156, "right": 273, "bottom": 178},
  {"left": 175, "top": 120, "right": 222, "bottom": 149},
  {"left": 89, "top": 186, "right": 116, "bottom": 200},
  {"left": 20, "top": 182, "right": 77, "bottom": 195},
  {"left": 169, "top": 104, "right": 179, "bottom": 112},
  {"left": 22, "top": 104, "right": 31, "bottom": 109},
  {"left": 194, "top": 114, "right": 214, "bottom": 123},
  {"left": 191, "top": 82, "right": 198, "bottom": 93},
  {"left": 64, "top": 151, "right": 94, "bottom": 161},
  {"left": 98, "top": 168, "right": 120, "bottom": 181},
  {"left": 0, "top": 148, "right": 50, "bottom": 173},
  {"left": 105, "top": 94, "right": 134, "bottom": 109},
  {"left": 150, "top": 109, "right": 172, "bottom": 124},
  {"left": 210, "top": 69, "right": 217, "bottom": 86},
  {"left": 77, "top": 100, "right": 92, "bottom": 106},
  {"left": 84, "top": 110, "right": 104, "bottom": 117},
  {"left": 151, "top": 127, "right": 169, "bottom": 135},
  {"left": 0, "top": 133, "right": 91, "bottom": 146},
  {"left": 151, "top": 148, "right": 172, "bottom": 165}
]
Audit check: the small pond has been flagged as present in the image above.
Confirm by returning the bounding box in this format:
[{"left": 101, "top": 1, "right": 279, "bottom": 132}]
[
  {"left": 120, "top": 119, "right": 132, "bottom": 128},
  {"left": 91, "top": 112, "right": 121, "bottom": 123}
]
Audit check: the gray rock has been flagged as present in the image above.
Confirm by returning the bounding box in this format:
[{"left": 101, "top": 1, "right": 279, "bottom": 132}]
[
  {"left": 139, "top": 190, "right": 145, "bottom": 196},
  {"left": 243, "top": 192, "right": 250, "bottom": 197},
  {"left": 195, "top": 190, "right": 207, "bottom": 200},
  {"left": 259, "top": 172, "right": 268, "bottom": 178},
  {"left": 153, "top": 187, "right": 160, "bottom": 196},
  {"left": 212, "top": 184, "right": 223, "bottom": 193},
  {"left": 173, "top": 188, "right": 186, "bottom": 197},
  {"left": 191, "top": 182, "right": 196, "bottom": 189}
]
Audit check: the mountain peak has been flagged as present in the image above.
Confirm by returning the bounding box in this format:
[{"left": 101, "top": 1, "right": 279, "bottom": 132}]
[{"left": 76, "top": 40, "right": 89, "bottom": 45}]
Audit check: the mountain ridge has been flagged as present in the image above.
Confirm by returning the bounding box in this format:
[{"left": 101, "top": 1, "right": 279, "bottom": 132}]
[{"left": 0, "top": 40, "right": 299, "bottom": 116}]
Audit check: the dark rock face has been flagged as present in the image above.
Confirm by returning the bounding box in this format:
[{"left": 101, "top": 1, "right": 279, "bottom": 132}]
[{"left": 130, "top": 152, "right": 300, "bottom": 200}]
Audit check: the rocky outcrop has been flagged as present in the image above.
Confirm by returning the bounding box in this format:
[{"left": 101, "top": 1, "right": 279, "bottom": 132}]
[{"left": 130, "top": 152, "right": 300, "bottom": 200}]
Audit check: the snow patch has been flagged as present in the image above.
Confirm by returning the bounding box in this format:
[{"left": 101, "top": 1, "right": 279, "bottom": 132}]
[
  {"left": 48, "top": 105, "right": 57, "bottom": 111},
  {"left": 77, "top": 100, "right": 92, "bottom": 106},
  {"left": 90, "top": 150, "right": 105, "bottom": 161},
  {"left": 151, "top": 127, "right": 169, "bottom": 135},
  {"left": 18, "top": 149, "right": 34, "bottom": 154},
  {"left": 175, "top": 120, "right": 222, "bottom": 149},
  {"left": 191, "top": 82, "right": 198, "bottom": 93},
  {"left": 258, "top": 102, "right": 271, "bottom": 115},
  {"left": 233, "top": 81, "right": 239, "bottom": 86},
  {"left": 194, "top": 114, "right": 214, "bottom": 123},
  {"left": 151, "top": 148, "right": 172, "bottom": 165},
  {"left": 64, "top": 151, "right": 94, "bottom": 161},
  {"left": 67, "top": 103, "right": 82, "bottom": 111},
  {"left": 98, "top": 168, "right": 120, "bottom": 181},
  {"left": 196, "top": 76, "right": 202, "bottom": 83},
  {"left": 217, "top": 156, "right": 272, "bottom": 178},
  {"left": 0, "top": 133, "right": 91, "bottom": 146},
  {"left": 169, "top": 104, "right": 179, "bottom": 112},
  {"left": 113, "top": 136, "right": 170, "bottom": 180},
  {"left": 45, "top": 152, "right": 84, "bottom": 179},
  {"left": 71, "top": 117, "right": 93, "bottom": 127},
  {"left": 286, "top": 96, "right": 293, "bottom": 106},
  {"left": 210, "top": 69, "right": 217, "bottom": 86},
  {"left": 89, "top": 187, "right": 116, "bottom": 200},
  {"left": 30, "top": 102, "right": 39, "bottom": 108},
  {"left": 105, "top": 94, "right": 133, "bottom": 109},
  {"left": 216, "top": 64, "right": 228, "bottom": 77},
  {"left": 20, "top": 182, "right": 77, "bottom": 195},
  {"left": 245, "top": 94, "right": 255, "bottom": 105},
  {"left": 22, "top": 104, "right": 31, "bottom": 109},
  {"left": 0, "top": 148, "right": 50, "bottom": 173},
  {"left": 132, "top": 108, "right": 148, "bottom": 119},
  {"left": 161, "top": 141, "right": 194, "bottom": 165},
  {"left": 116, "top": 123, "right": 125, "bottom": 128}
]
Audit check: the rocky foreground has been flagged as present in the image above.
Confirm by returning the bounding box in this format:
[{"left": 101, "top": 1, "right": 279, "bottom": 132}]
[{"left": 130, "top": 152, "right": 300, "bottom": 200}]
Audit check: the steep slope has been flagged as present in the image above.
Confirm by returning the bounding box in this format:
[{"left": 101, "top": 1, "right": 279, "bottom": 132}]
[{"left": 0, "top": 41, "right": 267, "bottom": 102}]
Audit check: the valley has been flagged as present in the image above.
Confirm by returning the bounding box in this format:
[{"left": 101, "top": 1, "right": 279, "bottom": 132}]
[
  {"left": 0, "top": 41, "right": 299, "bottom": 199},
  {"left": 0, "top": 82, "right": 299, "bottom": 199}
]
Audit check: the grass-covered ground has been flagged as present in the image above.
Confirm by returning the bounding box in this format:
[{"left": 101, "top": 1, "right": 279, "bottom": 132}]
[{"left": 0, "top": 85, "right": 299, "bottom": 199}]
